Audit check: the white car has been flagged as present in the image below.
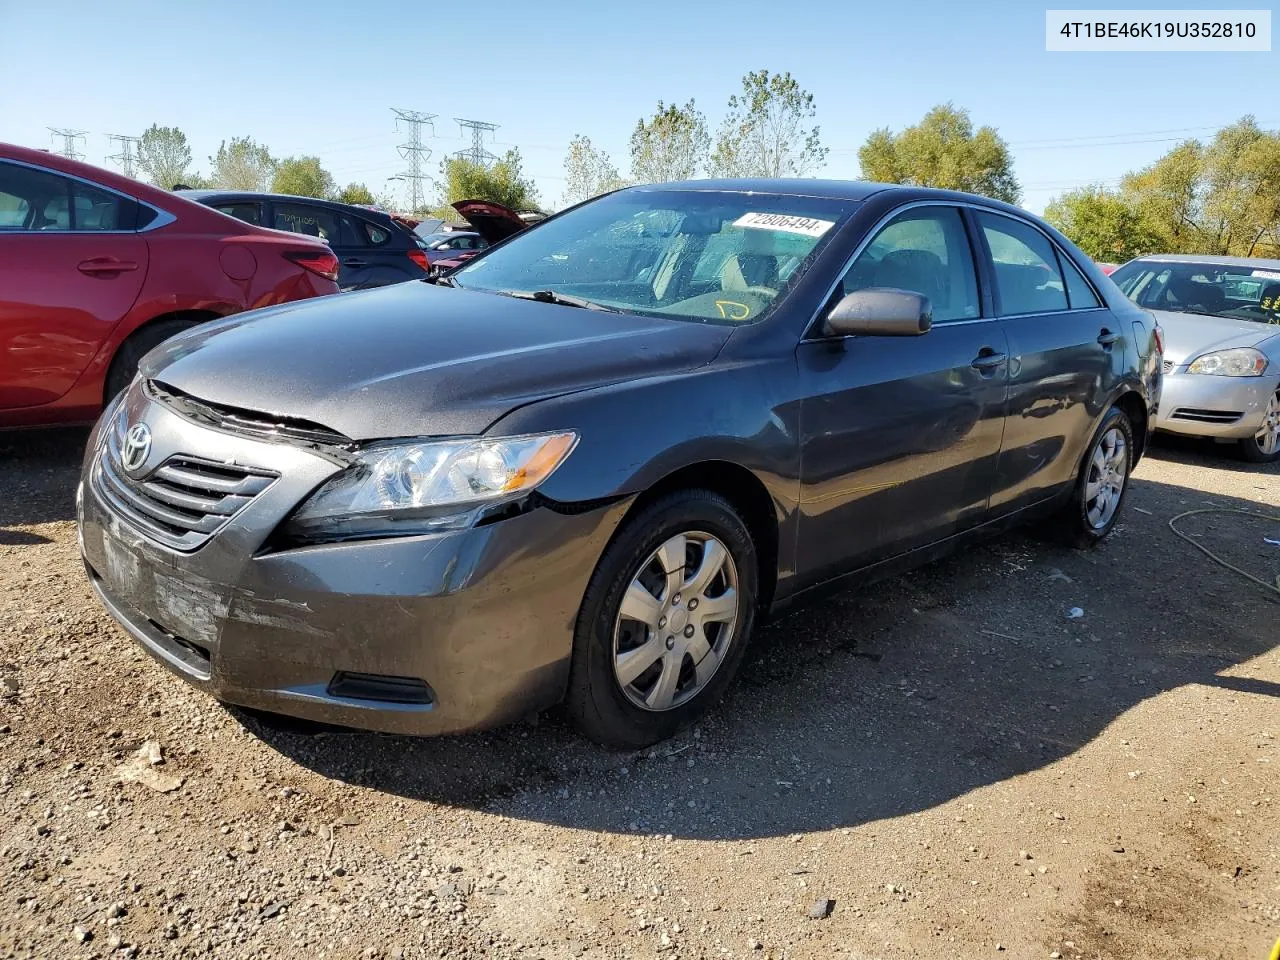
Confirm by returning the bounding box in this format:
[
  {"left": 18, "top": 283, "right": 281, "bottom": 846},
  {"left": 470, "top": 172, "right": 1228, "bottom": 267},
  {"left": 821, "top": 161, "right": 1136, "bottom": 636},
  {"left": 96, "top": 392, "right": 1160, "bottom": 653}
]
[{"left": 1110, "top": 254, "right": 1280, "bottom": 462}]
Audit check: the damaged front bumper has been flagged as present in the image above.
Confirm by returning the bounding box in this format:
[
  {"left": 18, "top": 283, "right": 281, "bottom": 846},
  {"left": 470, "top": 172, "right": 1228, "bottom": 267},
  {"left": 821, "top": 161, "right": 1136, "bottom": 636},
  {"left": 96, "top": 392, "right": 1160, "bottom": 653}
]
[{"left": 77, "top": 384, "right": 627, "bottom": 736}]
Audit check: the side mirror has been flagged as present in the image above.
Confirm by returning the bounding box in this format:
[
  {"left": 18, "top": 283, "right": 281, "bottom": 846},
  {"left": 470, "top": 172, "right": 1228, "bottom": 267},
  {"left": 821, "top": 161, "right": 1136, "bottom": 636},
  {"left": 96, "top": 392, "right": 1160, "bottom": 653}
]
[{"left": 822, "top": 288, "right": 932, "bottom": 338}]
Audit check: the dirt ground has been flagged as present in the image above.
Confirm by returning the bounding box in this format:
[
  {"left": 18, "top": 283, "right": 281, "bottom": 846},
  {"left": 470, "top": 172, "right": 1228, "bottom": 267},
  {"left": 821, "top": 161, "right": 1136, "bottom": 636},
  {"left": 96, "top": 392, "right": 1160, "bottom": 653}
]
[{"left": 1, "top": 428, "right": 1277, "bottom": 960}]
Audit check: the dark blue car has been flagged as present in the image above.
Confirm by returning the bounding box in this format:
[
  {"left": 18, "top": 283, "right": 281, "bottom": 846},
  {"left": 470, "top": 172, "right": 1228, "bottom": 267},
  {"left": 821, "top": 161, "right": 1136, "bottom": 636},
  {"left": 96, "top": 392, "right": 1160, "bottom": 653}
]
[{"left": 180, "top": 190, "right": 429, "bottom": 291}]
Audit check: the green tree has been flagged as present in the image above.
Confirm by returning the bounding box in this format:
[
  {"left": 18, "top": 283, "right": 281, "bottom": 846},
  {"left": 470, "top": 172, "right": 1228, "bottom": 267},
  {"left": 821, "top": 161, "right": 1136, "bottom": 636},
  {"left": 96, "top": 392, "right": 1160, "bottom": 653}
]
[
  {"left": 1121, "top": 141, "right": 1206, "bottom": 253},
  {"left": 271, "top": 156, "right": 335, "bottom": 199},
  {"left": 630, "top": 100, "right": 709, "bottom": 184},
  {"left": 561, "top": 135, "right": 627, "bottom": 207},
  {"left": 439, "top": 148, "right": 539, "bottom": 211},
  {"left": 857, "top": 104, "right": 1020, "bottom": 203},
  {"left": 710, "top": 70, "right": 827, "bottom": 178},
  {"left": 1043, "top": 187, "right": 1161, "bottom": 262},
  {"left": 136, "top": 124, "right": 193, "bottom": 189},
  {"left": 209, "top": 137, "right": 276, "bottom": 191},
  {"left": 335, "top": 182, "right": 376, "bottom": 206}
]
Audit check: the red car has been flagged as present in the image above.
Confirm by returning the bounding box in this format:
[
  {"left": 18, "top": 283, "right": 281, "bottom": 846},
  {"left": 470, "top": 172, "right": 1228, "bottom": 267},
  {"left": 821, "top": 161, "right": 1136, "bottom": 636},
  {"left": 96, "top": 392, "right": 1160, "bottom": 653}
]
[
  {"left": 428, "top": 199, "right": 536, "bottom": 276},
  {"left": 0, "top": 144, "right": 340, "bottom": 429}
]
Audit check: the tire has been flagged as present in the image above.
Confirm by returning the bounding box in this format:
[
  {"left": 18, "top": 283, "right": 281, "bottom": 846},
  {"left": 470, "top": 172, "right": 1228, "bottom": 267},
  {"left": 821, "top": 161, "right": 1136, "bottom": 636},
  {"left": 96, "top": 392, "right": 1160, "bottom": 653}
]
[
  {"left": 1047, "top": 405, "right": 1135, "bottom": 548},
  {"left": 1237, "top": 390, "right": 1280, "bottom": 463},
  {"left": 566, "top": 490, "right": 758, "bottom": 748},
  {"left": 104, "top": 318, "right": 199, "bottom": 403}
]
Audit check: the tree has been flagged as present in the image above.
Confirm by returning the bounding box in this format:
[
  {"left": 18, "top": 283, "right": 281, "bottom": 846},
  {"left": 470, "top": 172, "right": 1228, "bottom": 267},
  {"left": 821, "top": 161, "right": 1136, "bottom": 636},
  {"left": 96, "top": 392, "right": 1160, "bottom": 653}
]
[
  {"left": 630, "top": 100, "right": 709, "bottom": 184},
  {"left": 439, "top": 148, "right": 539, "bottom": 211},
  {"left": 710, "top": 70, "right": 827, "bottom": 178},
  {"left": 335, "top": 182, "right": 376, "bottom": 206},
  {"left": 857, "top": 104, "right": 1020, "bottom": 203},
  {"left": 136, "top": 124, "right": 193, "bottom": 189},
  {"left": 1121, "top": 141, "right": 1206, "bottom": 253},
  {"left": 1043, "top": 187, "right": 1161, "bottom": 262},
  {"left": 271, "top": 156, "right": 335, "bottom": 199},
  {"left": 561, "top": 135, "right": 627, "bottom": 207},
  {"left": 209, "top": 137, "right": 276, "bottom": 192}
]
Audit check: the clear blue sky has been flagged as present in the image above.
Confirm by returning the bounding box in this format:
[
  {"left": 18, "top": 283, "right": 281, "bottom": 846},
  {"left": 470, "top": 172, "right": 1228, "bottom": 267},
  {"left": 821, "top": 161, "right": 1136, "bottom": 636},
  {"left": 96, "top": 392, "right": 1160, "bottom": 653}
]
[{"left": 3, "top": 0, "right": 1276, "bottom": 212}]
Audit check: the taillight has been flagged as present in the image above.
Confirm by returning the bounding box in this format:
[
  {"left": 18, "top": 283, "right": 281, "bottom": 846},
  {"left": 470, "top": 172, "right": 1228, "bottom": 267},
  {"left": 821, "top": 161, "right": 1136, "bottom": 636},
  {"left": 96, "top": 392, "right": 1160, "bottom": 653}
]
[
  {"left": 285, "top": 250, "right": 340, "bottom": 282},
  {"left": 1153, "top": 325, "right": 1164, "bottom": 355},
  {"left": 407, "top": 249, "right": 430, "bottom": 272}
]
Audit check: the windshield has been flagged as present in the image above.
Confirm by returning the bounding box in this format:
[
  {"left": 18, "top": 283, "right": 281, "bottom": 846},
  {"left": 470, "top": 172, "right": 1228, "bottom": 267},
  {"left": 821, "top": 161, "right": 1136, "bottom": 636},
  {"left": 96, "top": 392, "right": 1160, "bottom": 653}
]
[
  {"left": 1111, "top": 259, "right": 1280, "bottom": 325},
  {"left": 451, "top": 189, "right": 857, "bottom": 324}
]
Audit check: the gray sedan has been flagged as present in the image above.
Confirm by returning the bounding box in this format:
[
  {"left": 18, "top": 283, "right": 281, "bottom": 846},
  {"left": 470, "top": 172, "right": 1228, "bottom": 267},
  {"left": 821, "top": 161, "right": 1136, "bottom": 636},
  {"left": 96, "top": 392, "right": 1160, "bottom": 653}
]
[{"left": 1110, "top": 254, "right": 1280, "bottom": 461}]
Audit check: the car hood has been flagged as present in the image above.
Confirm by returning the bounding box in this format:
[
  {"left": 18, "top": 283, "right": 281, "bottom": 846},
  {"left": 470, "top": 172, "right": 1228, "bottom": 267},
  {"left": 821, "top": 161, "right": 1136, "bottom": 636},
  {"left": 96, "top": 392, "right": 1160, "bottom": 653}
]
[
  {"left": 1149, "top": 309, "right": 1279, "bottom": 365},
  {"left": 140, "top": 281, "right": 730, "bottom": 441}
]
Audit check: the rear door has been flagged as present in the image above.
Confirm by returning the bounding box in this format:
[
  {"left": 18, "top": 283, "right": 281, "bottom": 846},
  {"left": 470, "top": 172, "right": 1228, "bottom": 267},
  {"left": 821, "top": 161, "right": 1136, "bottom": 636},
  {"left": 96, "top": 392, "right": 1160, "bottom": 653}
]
[
  {"left": 350, "top": 217, "right": 419, "bottom": 286},
  {"left": 795, "top": 204, "right": 1009, "bottom": 584},
  {"left": 0, "top": 161, "right": 148, "bottom": 409},
  {"left": 974, "top": 209, "right": 1126, "bottom": 513},
  {"left": 270, "top": 202, "right": 370, "bottom": 290}
]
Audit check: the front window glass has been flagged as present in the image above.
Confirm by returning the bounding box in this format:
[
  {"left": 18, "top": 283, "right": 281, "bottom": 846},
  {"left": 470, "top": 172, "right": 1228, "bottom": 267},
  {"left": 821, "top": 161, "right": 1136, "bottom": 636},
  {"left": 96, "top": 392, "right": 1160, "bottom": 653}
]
[
  {"left": 453, "top": 190, "right": 857, "bottom": 324},
  {"left": 838, "top": 207, "right": 979, "bottom": 323},
  {"left": 1110, "top": 259, "right": 1280, "bottom": 324}
]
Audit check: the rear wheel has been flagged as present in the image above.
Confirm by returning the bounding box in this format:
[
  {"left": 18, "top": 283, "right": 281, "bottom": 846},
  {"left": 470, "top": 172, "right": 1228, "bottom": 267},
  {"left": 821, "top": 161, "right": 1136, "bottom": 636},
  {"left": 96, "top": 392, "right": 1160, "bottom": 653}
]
[
  {"left": 566, "top": 490, "right": 757, "bottom": 748},
  {"left": 104, "top": 318, "right": 199, "bottom": 403},
  {"left": 1237, "top": 390, "right": 1280, "bottom": 463},
  {"left": 1047, "top": 405, "right": 1134, "bottom": 548}
]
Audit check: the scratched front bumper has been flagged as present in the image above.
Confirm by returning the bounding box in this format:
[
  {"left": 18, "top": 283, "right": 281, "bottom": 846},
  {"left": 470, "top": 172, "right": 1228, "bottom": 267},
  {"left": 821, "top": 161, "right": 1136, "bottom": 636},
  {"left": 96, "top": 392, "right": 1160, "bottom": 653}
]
[{"left": 76, "top": 384, "right": 626, "bottom": 736}]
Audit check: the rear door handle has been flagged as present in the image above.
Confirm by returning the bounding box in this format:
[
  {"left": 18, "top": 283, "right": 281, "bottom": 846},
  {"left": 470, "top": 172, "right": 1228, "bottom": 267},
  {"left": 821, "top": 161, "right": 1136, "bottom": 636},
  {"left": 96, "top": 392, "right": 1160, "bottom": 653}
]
[
  {"left": 971, "top": 348, "right": 1008, "bottom": 374},
  {"left": 1097, "top": 329, "right": 1120, "bottom": 347},
  {"left": 77, "top": 258, "right": 138, "bottom": 276}
]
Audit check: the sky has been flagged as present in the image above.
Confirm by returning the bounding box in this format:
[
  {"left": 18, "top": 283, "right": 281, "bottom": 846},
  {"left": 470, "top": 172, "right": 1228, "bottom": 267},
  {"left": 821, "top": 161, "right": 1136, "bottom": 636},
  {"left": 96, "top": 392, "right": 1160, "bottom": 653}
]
[{"left": 2, "top": 0, "right": 1276, "bottom": 214}]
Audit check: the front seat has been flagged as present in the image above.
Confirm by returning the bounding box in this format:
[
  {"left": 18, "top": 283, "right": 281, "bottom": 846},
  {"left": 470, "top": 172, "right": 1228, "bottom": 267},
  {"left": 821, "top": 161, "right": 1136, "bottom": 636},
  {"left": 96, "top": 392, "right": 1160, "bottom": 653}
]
[
  {"left": 720, "top": 252, "right": 780, "bottom": 292},
  {"left": 1166, "top": 276, "right": 1225, "bottom": 315},
  {"left": 875, "top": 249, "right": 947, "bottom": 310}
]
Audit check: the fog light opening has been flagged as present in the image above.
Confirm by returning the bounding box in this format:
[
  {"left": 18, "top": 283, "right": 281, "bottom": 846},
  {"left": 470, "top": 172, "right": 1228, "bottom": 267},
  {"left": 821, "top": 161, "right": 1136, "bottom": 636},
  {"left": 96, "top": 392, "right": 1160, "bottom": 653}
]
[{"left": 326, "top": 671, "right": 435, "bottom": 705}]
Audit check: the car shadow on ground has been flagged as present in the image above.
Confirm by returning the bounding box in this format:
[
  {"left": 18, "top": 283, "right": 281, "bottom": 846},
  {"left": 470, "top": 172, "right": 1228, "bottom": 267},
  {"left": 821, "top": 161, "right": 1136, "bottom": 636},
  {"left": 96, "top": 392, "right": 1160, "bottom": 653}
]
[
  {"left": 0, "top": 428, "right": 88, "bottom": 528},
  {"left": 1146, "top": 431, "right": 1279, "bottom": 474},
  {"left": 247, "top": 471, "right": 1279, "bottom": 841}
]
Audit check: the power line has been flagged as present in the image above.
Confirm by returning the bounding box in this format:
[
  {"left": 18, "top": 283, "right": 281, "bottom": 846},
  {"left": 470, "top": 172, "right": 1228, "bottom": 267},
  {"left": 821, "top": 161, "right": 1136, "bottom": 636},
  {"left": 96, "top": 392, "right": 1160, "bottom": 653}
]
[
  {"left": 105, "top": 134, "right": 141, "bottom": 178},
  {"left": 390, "top": 108, "right": 437, "bottom": 212},
  {"left": 453, "top": 118, "right": 499, "bottom": 166},
  {"left": 48, "top": 127, "right": 86, "bottom": 161}
]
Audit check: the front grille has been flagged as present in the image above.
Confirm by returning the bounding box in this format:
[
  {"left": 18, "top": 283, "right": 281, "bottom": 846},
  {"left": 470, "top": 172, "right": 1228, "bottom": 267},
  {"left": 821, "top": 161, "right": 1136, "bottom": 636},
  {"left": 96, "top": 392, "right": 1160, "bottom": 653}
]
[
  {"left": 93, "top": 419, "right": 276, "bottom": 551},
  {"left": 1169, "top": 407, "right": 1243, "bottom": 424},
  {"left": 1163, "top": 359, "right": 1175, "bottom": 374}
]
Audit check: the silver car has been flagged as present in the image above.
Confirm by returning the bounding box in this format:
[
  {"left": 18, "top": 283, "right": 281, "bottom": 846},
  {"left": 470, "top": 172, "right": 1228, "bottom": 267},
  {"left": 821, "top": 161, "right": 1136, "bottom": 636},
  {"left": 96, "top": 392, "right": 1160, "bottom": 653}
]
[{"left": 1110, "top": 254, "right": 1280, "bottom": 461}]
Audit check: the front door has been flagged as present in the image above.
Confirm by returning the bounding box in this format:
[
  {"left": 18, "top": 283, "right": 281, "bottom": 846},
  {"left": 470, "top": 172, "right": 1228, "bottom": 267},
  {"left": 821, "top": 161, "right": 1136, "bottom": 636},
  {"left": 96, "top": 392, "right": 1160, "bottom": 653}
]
[{"left": 795, "top": 204, "right": 1008, "bottom": 587}]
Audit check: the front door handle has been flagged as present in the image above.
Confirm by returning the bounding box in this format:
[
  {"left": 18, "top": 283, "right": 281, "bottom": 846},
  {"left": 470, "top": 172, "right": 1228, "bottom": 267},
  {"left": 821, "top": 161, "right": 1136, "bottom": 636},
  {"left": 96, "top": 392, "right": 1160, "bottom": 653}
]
[
  {"left": 1097, "top": 328, "right": 1120, "bottom": 347},
  {"left": 971, "top": 348, "right": 1008, "bottom": 374},
  {"left": 342, "top": 258, "right": 368, "bottom": 267},
  {"left": 77, "top": 258, "right": 138, "bottom": 276}
]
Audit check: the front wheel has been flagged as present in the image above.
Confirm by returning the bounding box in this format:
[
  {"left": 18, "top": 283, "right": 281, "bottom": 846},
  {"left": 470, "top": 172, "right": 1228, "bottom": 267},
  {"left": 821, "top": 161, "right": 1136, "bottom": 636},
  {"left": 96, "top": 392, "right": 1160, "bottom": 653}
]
[
  {"left": 566, "top": 490, "right": 758, "bottom": 748},
  {"left": 1237, "top": 390, "right": 1280, "bottom": 463},
  {"left": 1048, "top": 406, "right": 1135, "bottom": 548}
]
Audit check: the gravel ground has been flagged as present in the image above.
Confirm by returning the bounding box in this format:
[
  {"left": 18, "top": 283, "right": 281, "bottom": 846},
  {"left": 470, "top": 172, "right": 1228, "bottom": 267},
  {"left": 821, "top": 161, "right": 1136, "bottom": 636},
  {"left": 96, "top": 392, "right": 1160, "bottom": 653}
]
[{"left": 1, "top": 429, "right": 1277, "bottom": 960}]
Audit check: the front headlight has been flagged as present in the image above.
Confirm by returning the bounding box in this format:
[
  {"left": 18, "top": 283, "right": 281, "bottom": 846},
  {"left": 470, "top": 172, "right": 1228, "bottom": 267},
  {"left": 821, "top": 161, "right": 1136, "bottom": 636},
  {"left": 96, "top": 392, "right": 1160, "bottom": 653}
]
[
  {"left": 285, "top": 431, "right": 577, "bottom": 541},
  {"left": 1186, "top": 347, "right": 1269, "bottom": 377}
]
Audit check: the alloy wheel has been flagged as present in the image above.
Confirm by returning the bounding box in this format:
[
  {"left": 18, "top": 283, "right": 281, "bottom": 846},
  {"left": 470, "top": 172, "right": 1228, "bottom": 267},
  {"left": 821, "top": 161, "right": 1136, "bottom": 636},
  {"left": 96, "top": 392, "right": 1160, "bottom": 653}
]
[
  {"left": 612, "top": 531, "right": 740, "bottom": 712},
  {"left": 1255, "top": 392, "right": 1280, "bottom": 457},
  {"left": 1085, "top": 426, "right": 1128, "bottom": 530}
]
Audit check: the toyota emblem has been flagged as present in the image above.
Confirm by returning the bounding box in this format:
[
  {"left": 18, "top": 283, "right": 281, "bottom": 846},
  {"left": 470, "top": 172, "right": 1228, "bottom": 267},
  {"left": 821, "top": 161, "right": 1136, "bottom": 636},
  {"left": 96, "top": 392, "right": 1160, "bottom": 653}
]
[{"left": 121, "top": 422, "right": 152, "bottom": 475}]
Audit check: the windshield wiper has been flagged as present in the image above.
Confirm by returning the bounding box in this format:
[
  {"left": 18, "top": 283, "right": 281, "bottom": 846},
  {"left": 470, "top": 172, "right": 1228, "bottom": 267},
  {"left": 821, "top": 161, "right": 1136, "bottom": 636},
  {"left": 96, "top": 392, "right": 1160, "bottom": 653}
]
[{"left": 501, "top": 289, "right": 619, "bottom": 312}]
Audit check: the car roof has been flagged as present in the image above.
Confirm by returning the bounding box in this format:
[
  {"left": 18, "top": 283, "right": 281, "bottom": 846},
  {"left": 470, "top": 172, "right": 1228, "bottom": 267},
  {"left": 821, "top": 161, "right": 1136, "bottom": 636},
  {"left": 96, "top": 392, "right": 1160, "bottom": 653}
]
[
  {"left": 1127, "top": 253, "right": 1280, "bottom": 271},
  {"left": 178, "top": 190, "right": 399, "bottom": 223}
]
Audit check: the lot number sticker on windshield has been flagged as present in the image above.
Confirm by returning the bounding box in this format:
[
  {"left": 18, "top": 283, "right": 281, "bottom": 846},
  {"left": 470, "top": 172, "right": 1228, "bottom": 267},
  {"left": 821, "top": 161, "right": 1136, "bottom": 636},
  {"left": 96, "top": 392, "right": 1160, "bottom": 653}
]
[
  {"left": 1252, "top": 269, "right": 1280, "bottom": 280},
  {"left": 733, "top": 212, "right": 834, "bottom": 238}
]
